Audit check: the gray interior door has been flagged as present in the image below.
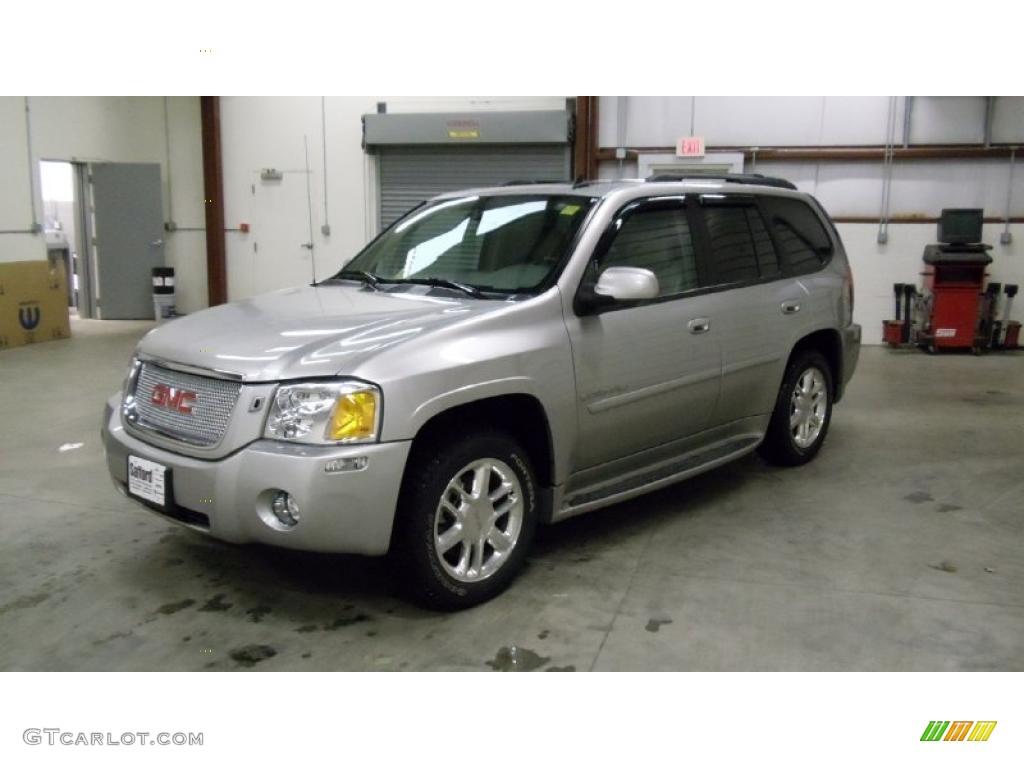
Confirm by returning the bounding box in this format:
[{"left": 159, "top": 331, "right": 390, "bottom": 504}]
[
  {"left": 90, "top": 163, "right": 164, "bottom": 319},
  {"left": 377, "top": 145, "right": 570, "bottom": 230}
]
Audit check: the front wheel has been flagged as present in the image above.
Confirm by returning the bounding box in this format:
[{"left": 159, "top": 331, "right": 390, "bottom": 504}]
[
  {"left": 391, "top": 430, "right": 538, "bottom": 610},
  {"left": 758, "top": 350, "right": 834, "bottom": 466}
]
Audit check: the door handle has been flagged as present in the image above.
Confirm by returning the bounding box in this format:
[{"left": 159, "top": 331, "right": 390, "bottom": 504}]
[
  {"left": 688, "top": 317, "right": 711, "bottom": 334},
  {"left": 781, "top": 301, "right": 801, "bottom": 315}
]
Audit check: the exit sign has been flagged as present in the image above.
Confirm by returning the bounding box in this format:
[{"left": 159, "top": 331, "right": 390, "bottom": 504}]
[{"left": 676, "top": 136, "right": 705, "bottom": 157}]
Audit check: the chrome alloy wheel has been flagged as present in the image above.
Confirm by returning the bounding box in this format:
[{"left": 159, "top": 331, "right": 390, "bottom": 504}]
[
  {"left": 433, "top": 458, "right": 525, "bottom": 583},
  {"left": 790, "top": 367, "right": 828, "bottom": 449}
]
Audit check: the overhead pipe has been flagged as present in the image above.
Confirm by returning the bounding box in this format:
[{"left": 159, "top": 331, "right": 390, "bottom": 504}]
[
  {"left": 320, "top": 96, "right": 331, "bottom": 236},
  {"left": 902, "top": 96, "right": 913, "bottom": 147},
  {"left": 24, "top": 96, "right": 40, "bottom": 233},
  {"left": 163, "top": 97, "right": 177, "bottom": 229},
  {"left": 1002, "top": 148, "right": 1016, "bottom": 245},
  {"left": 984, "top": 96, "right": 995, "bottom": 148},
  {"left": 594, "top": 144, "right": 1020, "bottom": 163},
  {"left": 616, "top": 96, "right": 628, "bottom": 178},
  {"left": 878, "top": 96, "right": 898, "bottom": 244}
]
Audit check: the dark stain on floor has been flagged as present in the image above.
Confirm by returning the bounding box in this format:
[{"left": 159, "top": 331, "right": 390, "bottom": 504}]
[
  {"left": 155, "top": 598, "right": 195, "bottom": 615},
  {"left": 538, "top": 629, "right": 550, "bottom": 640},
  {"left": 324, "top": 613, "right": 370, "bottom": 630},
  {"left": 229, "top": 644, "right": 277, "bottom": 668},
  {"left": 199, "top": 594, "right": 232, "bottom": 612},
  {"left": 246, "top": 605, "right": 272, "bottom": 623},
  {"left": 905, "top": 491, "right": 935, "bottom": 504},
  {"left": 92, "top": 629, "right": 132, "bottom": 646},
  {"left": 937, "top": 503, "right": 963, "bottom": 513},
  {"left": 485, "top": 645, "right": 550, "bottom": 671},
  {"left": 0, "top": 591, "right": 51, "bottom": 615},
  {"left": 930, "top": 561, "right": 958, "bottom": 573},
  {"left": 645, "top": 618, "right": 673, "bottom": 633},
  {"left": 546, "top": 665, "right": 576, "bottom": 672},
  {"left": 295, "top": 624, "right": 318, "bottom": 633}
]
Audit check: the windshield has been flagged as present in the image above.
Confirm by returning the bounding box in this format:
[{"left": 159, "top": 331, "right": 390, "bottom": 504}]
[{"left": 339, "top": 194, "right": 596, "bottom": 294}]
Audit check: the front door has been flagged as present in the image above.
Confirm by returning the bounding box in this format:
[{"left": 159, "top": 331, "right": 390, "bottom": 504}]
[
  {"left": 564, "top": 197, "right": 721, "bottom": 471},
  {"left": 90, "top": 163, "right": 165, "bottom": 319}
]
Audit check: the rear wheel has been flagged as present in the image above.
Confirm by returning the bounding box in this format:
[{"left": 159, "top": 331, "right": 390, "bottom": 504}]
[
  {"left": 758, "top": 350, "right": 833, "bottom": 466},
  {"left": 391, "top": 430, "right": 538, "bottom": 610}
]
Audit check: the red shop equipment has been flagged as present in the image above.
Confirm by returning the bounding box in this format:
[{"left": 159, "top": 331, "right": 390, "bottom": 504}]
[
  {"left": 916, "top": 209, "right": 993, "bottom": 354},
  {"left": 918, "top": 246, "right": 992, "bottom": 353}
]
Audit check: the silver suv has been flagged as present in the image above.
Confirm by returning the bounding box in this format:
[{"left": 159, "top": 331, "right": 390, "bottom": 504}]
[{"left": 102, "top": 175, "right": 860, "bottom": 609}]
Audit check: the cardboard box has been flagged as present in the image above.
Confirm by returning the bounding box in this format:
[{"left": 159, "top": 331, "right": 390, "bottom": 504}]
[{"left": 0, "top": 260, "right": 72, "bottom": 351}]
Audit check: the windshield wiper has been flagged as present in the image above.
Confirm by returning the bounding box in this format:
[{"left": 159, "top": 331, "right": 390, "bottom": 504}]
[
  {"left": 334, "top": 270, "right": 382, "bottom": 291},
  {"left": 390, "top": 277, "right": 485, "bottom": 299}
]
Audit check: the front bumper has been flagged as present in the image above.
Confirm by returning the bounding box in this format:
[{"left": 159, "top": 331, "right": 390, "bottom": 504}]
[{"left": 101, "top": 396, "right": 411, "bottom": 555}]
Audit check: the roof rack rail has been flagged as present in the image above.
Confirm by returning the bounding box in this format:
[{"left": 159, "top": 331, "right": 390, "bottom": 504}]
[
  {"left": 645, "top": 173, "right": 798, "bottom": 191},
  {"left": 500, "top": 179, "right": 561, "bottom": 187}
]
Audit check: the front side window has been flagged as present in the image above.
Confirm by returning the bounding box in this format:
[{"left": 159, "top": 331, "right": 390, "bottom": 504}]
[
  {"left": 600, "top": 203, "right": 700, "bottom": 296},
  {"left": 340, "top": 194, "right": 595, "bottom": 294}
]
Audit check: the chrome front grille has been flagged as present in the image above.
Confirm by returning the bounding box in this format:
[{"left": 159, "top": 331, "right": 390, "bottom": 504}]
[{"left": 129, "top": 362, "right": 242, "bottom": 447}]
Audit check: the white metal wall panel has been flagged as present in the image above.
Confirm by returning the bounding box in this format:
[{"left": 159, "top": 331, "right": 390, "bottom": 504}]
[
  {"left": 909, "top": 97, "right": 986, "bottom": 144},
  {"left": 992, "top": 97, "right": 1024, "bottom": 143},
  {"left": 376, "top": 145, "right": 570, "bottom": 229}
]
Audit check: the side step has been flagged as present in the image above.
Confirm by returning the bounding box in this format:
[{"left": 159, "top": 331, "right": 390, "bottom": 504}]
[{"left": 558, "top": 436, "right": 760, "bottom": 520}]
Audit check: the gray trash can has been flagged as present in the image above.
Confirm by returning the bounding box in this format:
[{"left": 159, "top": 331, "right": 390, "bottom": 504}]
[{"left": 152, "top": 267, "right": 176, "bottom": 323}]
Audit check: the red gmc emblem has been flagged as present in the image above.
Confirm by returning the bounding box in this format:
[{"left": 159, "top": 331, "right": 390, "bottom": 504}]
[{"left": 151, "top": 383, "right": 197, "bottom": 414}]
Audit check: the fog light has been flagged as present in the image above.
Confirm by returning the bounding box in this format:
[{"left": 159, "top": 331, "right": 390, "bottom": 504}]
[
  {"left": 325, "top": 456, "right": 368, "bottom": 473},
  {"left": 270, "top": 490, "right": 301, "bottom": 527}
]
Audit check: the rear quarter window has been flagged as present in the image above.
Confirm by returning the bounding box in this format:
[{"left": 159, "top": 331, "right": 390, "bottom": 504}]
[{"left": 760, "top": 197, "right": 834, "bottom": 275}]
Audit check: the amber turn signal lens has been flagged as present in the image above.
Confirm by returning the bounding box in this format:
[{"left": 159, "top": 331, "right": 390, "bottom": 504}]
[{"left": 327, "top": 391, "right": 377, "bottom": 441}]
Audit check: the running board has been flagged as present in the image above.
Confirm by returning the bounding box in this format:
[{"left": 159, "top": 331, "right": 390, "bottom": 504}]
[{"left": 556, "top": 436, "right": 761, "bottom": 521}]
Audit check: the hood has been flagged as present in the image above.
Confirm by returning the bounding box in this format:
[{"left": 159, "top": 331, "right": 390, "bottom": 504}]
[{"left": 137, "top": 284, "right": 509, "bottom": 381}]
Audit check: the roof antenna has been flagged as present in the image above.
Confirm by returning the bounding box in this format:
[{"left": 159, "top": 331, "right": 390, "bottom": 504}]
[{"left": 303, "top": 134, "right": 318, "bottom": 285}]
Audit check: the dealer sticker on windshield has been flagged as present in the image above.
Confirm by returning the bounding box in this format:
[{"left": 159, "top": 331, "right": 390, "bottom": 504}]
[{"left": 127, "top": 455, "right": 167, "bottom": 507}]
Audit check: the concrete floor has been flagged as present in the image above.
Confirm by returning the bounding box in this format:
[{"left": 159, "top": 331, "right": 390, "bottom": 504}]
[{"left": 1, "top": 318, "right": 1022, "bottom": 671}]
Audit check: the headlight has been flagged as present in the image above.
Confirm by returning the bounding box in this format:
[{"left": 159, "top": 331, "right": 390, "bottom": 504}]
[{"left": 264, "top": 381, "right": 381, "bottom": 445}]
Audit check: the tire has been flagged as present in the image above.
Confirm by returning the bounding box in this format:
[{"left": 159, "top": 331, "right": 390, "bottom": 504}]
[
  {"left": 758, "top": 349, "right": 834, "bottom": 467},
  {"left": 390, "top": 429, "right": 538, "bottom": 611}
]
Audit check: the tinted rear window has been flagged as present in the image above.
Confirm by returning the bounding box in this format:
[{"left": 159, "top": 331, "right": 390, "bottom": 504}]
[
  {"left": 760, "top": 197, "right": 833, "bottom": 274},
  {"left": 701, "top": 202, "right": 780, "bottom": 284}
]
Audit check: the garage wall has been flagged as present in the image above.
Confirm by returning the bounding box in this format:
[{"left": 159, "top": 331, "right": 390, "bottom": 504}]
[
  {"left": 218, "top": 96, "right": 568, "bottom": 301},
  {"left": 598, "top": 96, "right": 1024, "bottom": 148},
  {"left": 0, "top": 97, "right": 207, "bottom": 314},
  {"left": 195, "top": 95, "right": 1024, "bottom": 346},
  {"left": 0, "top": 98, "right": 40, "bottom": 262}
]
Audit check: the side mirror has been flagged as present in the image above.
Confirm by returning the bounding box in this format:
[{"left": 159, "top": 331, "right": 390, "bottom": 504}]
[
  {"left": 596, "top": 266, "right": 659, "bottom": 300},
  {"left": 576, "top": 267, "right": 660, "bottom": 315}
]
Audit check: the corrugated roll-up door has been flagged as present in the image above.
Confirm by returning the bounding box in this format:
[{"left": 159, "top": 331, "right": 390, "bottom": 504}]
[{"left": 377, "top": 145, "right": 571, "bottom": 229}]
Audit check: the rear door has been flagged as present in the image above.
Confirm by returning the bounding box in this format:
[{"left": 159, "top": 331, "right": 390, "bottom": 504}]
[
  {"left": 564, "top": 196, "right": 721, "bottom": 470},
  {"left": 693, "top": 194, "right": 809, "bottom": 425},
  {"left": 89, "top": 163, "right": 165, "bottom": 319}
]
